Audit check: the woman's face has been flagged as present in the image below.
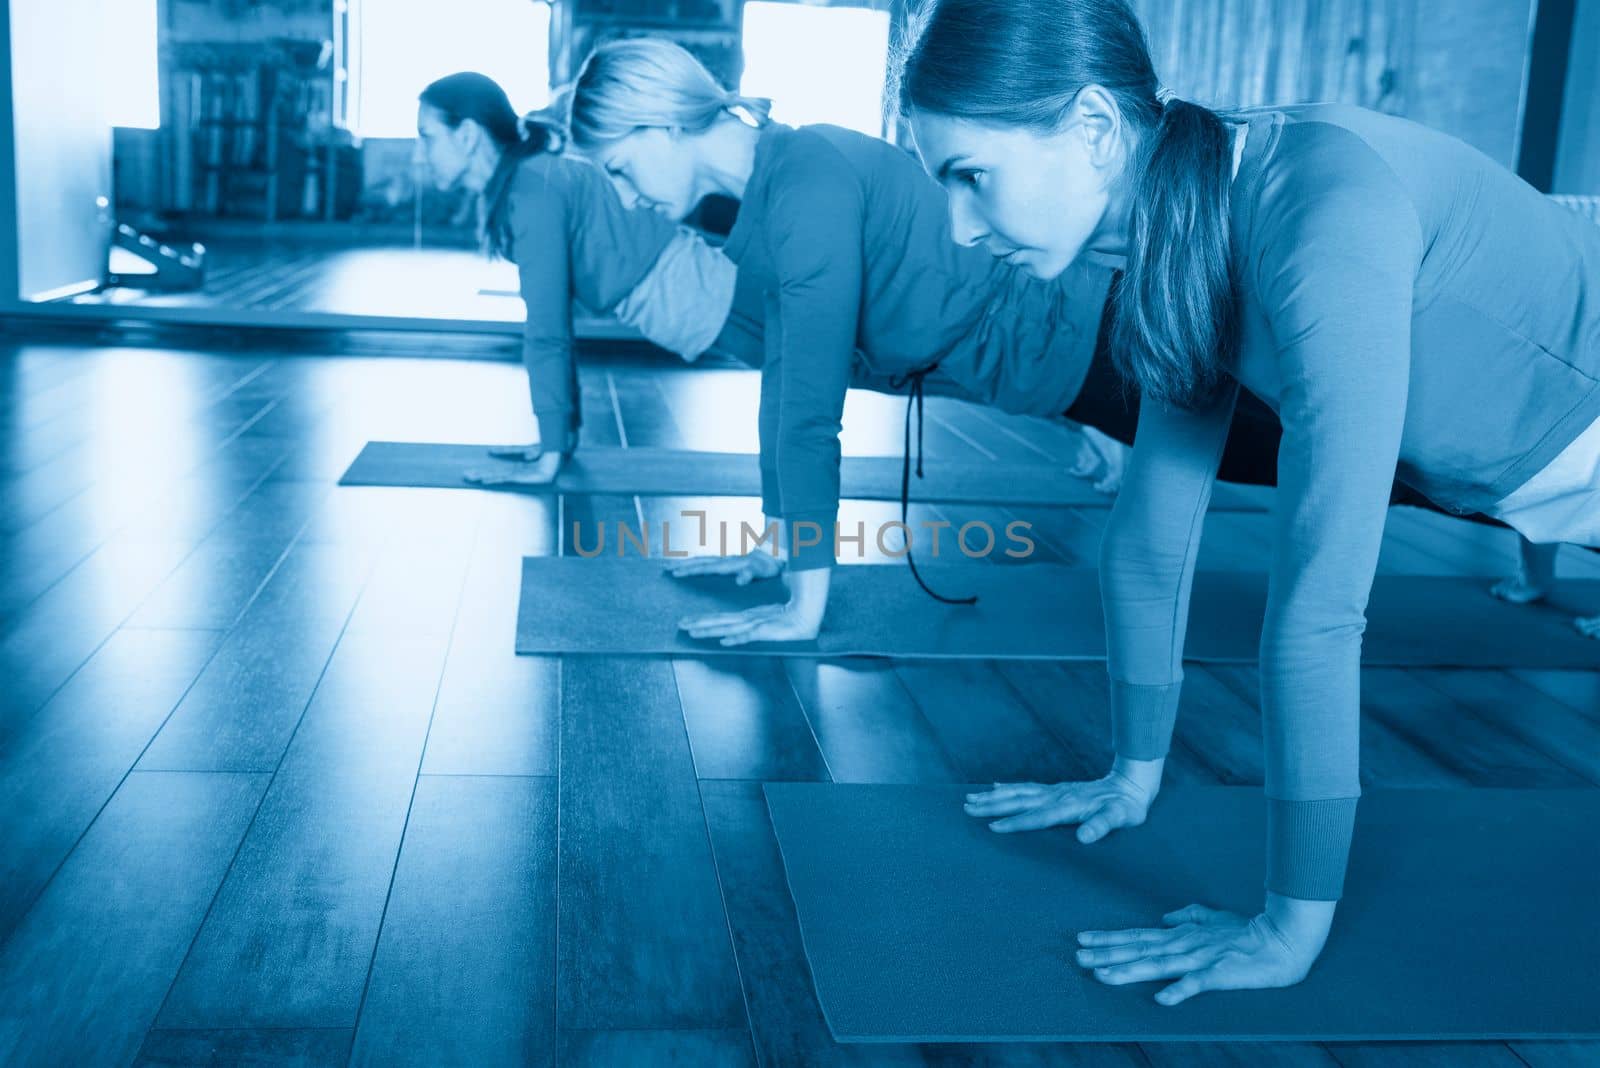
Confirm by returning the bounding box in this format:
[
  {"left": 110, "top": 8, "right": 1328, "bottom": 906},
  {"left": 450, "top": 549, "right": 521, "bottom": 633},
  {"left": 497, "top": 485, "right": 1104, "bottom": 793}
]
[
  {"left": 910, "top": 106, "right": 1118, "bottom": 281},
  {"left": 586, "top": 127, "right": 701, "bottom": 220},
  {"left": 417, "top": 104, "right": 479, "bottom": 192}
]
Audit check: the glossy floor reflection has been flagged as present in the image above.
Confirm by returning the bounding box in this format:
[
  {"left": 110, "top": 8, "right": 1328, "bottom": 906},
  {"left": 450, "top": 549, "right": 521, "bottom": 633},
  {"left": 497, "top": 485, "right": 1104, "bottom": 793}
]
[
  {"left": 63, "top": 241, "right": 640, "bottom": 337},
  {"left": 0, "top": 330, "right": 1594, "bottom": 1066}
]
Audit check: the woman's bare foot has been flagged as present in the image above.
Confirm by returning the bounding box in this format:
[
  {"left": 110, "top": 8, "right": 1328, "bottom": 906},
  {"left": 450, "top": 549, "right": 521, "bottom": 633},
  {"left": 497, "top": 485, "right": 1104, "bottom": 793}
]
[{"left": 1490, "top": 538, "right": 1558, "bottom": 604}]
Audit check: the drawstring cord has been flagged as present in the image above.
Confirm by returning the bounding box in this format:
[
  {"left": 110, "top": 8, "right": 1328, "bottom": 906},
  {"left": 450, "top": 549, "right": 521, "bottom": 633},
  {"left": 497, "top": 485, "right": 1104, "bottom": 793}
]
[{"left": 890, "top": 366, "right": 978, "bottom": 606}]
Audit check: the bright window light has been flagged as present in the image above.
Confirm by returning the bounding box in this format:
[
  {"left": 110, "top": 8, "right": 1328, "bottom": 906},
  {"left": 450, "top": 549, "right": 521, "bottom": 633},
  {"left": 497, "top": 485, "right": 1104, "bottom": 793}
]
[
  {"left": 102, "top": 0, "right": 161, "bottom": 129},
  {"left": 353, "top": 0, "right": 551, "bottom": 139},
  {"left": 740, "top": 2, "right": 890, "bottom": 137}
]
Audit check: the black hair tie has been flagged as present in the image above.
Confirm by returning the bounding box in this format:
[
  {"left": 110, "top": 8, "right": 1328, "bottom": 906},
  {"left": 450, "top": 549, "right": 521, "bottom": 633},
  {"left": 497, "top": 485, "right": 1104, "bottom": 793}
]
[{"left": 889, "top": 365, "right": 978, "bottom": 607}]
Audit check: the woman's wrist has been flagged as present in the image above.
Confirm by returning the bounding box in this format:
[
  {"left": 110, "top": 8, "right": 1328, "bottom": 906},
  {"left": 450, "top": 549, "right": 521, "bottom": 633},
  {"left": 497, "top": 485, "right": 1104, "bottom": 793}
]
[
  {"left": 784, "top": 565, "right": 832, "bottom": 626},
  {"left": 1263, "top": 892, "right": 1337, "bottom": 956},
  {"left": 1110, "top": 755, "right": 1165, "bottom": 801}
]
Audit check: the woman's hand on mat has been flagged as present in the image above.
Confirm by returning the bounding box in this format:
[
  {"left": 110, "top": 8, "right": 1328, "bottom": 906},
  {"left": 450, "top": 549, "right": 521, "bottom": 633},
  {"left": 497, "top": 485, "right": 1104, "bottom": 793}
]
[
  {"left": 677, "top": 601, "right": 823, "bottom": 645},
  {"left": 486, "top": 443, "right": 544, "bottom": 462},
  {"left": 463, "top": 450, "right": 565, "bottom": 486},
  {"left": 963, "top": 763, "right": 1160, "bottom": 842},
  {"left": 1076, "top": 898, "right": 1333, "bottom": 1005},
  {"left": 665, "top": 549, "right": 784, "bottom": 585},
  {"left": 677, "top": 566, "right": 829, "bottom": 645}
]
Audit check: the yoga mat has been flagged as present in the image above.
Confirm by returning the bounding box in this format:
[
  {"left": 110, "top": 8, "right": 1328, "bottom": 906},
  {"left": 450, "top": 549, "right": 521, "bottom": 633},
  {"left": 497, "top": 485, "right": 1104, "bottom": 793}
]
[
  {"left": 514, "top": 558, "right": 1600, "bottom": 668},
  {"left": 765, "top": 783, "right": 1600, "bottom": 1042},
  {"left": 338, "top": 441, "right": 1273, "bottom": 511}
]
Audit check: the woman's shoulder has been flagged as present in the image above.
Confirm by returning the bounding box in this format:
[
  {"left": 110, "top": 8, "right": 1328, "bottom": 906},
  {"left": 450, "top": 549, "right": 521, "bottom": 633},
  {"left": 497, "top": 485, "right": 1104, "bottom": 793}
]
[
  {"left": 758, "top": 124, "right": 873, "bottom": 205},
  {"left": 506, "top": 151, "right": 587, "bottom": 194},
  {"left": 1237, "top": 106, "right": 1418, "bottom": 258},
  {"left": 1250, "top": 107, "right": 1405, "bottom": 193}
]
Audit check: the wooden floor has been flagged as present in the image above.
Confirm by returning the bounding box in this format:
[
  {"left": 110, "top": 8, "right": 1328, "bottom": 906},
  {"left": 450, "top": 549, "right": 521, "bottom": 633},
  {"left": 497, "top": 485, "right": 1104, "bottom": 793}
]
[
  {"left": 75, "top": 240, "right": 525, "bottom": 323},
  {"left": 0, "top": 330, "right": 1595, "bottom": 1067}
]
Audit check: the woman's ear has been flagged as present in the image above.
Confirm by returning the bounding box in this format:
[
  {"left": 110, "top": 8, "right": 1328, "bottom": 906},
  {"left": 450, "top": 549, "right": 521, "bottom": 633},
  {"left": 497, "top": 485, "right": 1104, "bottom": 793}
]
[
  {"left": 1071, "top": 84, "right": 1123, "bottom": 170},
  {"left": 455, "top": 117, "right": 483, "bottom": 152}
]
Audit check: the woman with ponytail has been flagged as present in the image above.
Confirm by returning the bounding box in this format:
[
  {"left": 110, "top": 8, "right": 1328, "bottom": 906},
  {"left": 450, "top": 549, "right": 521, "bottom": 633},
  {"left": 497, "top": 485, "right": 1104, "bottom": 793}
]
[
  {"left": 570, "top": 38, "right": 1125, "bottom": 644},
  {"left": 903, "top": 0, "right": 1600, "bottom": 1004},
  {"left": 416, "top": 72, "right": 743, "bottom": 484}
]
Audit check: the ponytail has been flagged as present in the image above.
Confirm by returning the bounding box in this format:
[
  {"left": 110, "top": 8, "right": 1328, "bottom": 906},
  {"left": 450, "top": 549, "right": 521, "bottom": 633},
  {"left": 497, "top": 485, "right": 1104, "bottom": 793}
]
[
  {"left": 482, "top": 117, "right": 565, "bottom": 260},
  {"left": 1112, "top": 96, "right": 1236, "bottom": 409},
  {"left": 721, "top": 90, "right": 774, "bottom": 128},
  {"left": 570, "top": 38, "right": 771, "bottom": 150}
]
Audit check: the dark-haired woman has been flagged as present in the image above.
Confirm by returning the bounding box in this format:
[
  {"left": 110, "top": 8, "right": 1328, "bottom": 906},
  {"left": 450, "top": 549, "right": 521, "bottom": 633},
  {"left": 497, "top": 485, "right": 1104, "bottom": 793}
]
[
  {"left": 903, "top": 0, "right": 1600, "bottom": 1004},
  {"left": 417, "top": 72, "right": 738, "bottom": 484}
]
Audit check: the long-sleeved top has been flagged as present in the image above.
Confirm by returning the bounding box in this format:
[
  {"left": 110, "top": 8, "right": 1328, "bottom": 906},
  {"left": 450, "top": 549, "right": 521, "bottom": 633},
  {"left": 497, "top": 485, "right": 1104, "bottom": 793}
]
[
  {"left": 1103, "top": 103, "right": 1600, "bottom": 902},
  {"left": 503, "top": 153, "right": 678, "bottom": 454},
  {"left": 720, "top": 123, "right": 1114, "bottom": 568}
]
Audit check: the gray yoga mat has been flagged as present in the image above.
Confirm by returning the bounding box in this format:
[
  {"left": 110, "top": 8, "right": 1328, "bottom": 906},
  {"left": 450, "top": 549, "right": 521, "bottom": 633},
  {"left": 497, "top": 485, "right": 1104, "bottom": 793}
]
[
  {"left": 765, "top": 783, "right": 1600, "bottom": 1042},
  {"left": 338, "top": 441, "right": 1273, "bottom": 510},
  {"left": 513, "top": 558, "right": 1600, "bottom": 668}
]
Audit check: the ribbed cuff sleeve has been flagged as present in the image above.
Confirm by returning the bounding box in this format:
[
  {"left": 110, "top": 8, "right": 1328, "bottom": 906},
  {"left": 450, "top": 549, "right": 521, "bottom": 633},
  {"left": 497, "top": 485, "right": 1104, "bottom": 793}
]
[
  {"left": 1108, "top": 679, "right": 1182, "bottom": 760},
  {"left": 535, "top": 408, "right": 578, "bottom": 456},
  {"left": 1265, "top": 796, "right": 1360, "bottom": 901},
  {"left": 784, "top": 511, "right": 838, "bottom": 571}
]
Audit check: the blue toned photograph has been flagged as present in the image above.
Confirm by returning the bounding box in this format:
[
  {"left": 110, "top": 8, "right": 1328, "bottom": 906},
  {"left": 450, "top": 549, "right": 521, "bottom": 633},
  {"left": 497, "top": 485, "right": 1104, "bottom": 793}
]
[{"left": 0, "top": 0, "right": 1595, "bottom": 1064}]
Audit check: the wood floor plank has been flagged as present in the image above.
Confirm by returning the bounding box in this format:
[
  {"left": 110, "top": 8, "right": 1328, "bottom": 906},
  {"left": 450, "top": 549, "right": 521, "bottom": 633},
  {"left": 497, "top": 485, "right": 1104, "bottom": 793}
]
[
  {"left": 673, "top": 657, "right": 831, "bottom": 782},
  {"left": 648, "top": 366, "right": 762, "bottom": 452},
  {"left": 1359, "top": 670, "right": 1590, "bottom": 787},
  {"left": 1403, "top": 669, "right": 1600, "bottom": 784},
  {"left": 988, "top": 505, "right": 1107, "bottom": 567},
  {"left": 558, "top": 657, "right": 747, "bottom": 1032},
  {"left": 0, "top": 423, "right": 296, "bottom": 635},
  {"left": 1507, "top": 670, "right": 1600, "bottom": 719},
  {"left": 423, "top": 501, "right": 559, "bottom": 777},
  {"left": 295, "top": 485, "right": 483, "bottom": 550},
  {"left": 784, "top": 659, "right": 965, "bottom": 785},
  {"left": 134, "top": 1028, "right": 351, "bottom": 1067},
  {"left": 349, "top": 775, "right": 557, "bottom": 1068},
  {"left": 1140, "top": 1045, "right": 1338, "bottom": 1067},
  {"left": 138, "top": 544, "right": 370, "bottom": 773},
  {"left": 963, "top": 405, "right": 1088, "bottom": 465},
  {"left": 559, "top": 1028, "right": 756, "bottom": 1067},
  {"left": 1326, "top": 1042, "right": 1526, "bottom": 1066},
  {"left": 989, "top": 663, "right": 1125, "bottom": 781},
  {"left": 125, "top": 535, "right": 302, "bottom": 632},
  {"left": 1205, "top": 666, "right": 1470, "bottom": 790},
  {"left": 155, "top": 625, "right": 454, "bottom": 1030},
  {"left": 925, "top": 401, "right": 1046, "bottom": 464},
  {"left": 0, "top": 537, "right": 200, "bottom": 734},
  {"left": 1507, "top": 1041, "right": 1600, "bottom": 1067},
  {"left": 0, "top": 628, "right": 225, "bottom": 943},
  {"left": 609, "top": 366, "right": 691, "bottom": 447},
  {"left": 0, "top": 771, "right": 267, "bottom": 1068},
  {"left": 892, "top": 659, "right": 1090, "bottom": 784}
]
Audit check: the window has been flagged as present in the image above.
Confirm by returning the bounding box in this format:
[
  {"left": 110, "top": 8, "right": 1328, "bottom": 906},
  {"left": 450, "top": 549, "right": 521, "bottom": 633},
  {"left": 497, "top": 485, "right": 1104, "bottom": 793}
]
[
  {"left": 348, "top": 0, "right": 552, "bottom": 139},
  {"left": 739, "top": 2, "right": 891, "bottom": 137},
  {"left": 102, "top": 0, "right": 160, "bottom": 129}
]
